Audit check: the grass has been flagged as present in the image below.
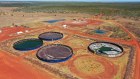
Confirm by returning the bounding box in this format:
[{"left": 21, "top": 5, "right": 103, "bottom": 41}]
[
  {"left": 74, "top": 56, "right": 105, "bottom": 74},
  {"left": 102, "top": 25, "right": 130, "bottom": 40}
]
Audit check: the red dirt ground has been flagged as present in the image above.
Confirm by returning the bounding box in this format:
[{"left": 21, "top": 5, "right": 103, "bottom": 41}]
[
  {"left": 87, "top": 19, "right": 103, "bottom": 25},
  {"left": 0, "top": 50, "right": 58, "bottom": 79},
  {"left": 0, "top": 26, "right": 32, "bottom": 41},
  {"left": 61, "top": 19, "right": 102, "bottom": 26}
]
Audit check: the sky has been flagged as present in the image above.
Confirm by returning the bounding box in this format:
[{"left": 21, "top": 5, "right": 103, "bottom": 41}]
[{"left": 0, "top": 0, "right": 140, "bottom": 2}]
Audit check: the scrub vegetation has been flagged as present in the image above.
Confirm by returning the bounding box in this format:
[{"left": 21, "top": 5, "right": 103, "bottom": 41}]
[{"left": 0, "top": 2, "right": 140, "bottom": 17}]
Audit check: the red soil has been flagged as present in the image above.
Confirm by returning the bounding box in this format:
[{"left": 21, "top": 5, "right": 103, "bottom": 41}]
[
  {"left": 0, "top": 26, "right": 31, "bottom": 41},
  {"left": 87, "top": 19, "right": 103, "bottom": 25},
  {"left": 61, "top": 19, "right": 102, "bottom": 27},
  {"left": 0, "top": 50, "right": 58, "bottom": 79},
  {"left": 62, "top": 21, "right": 88, "bottom": 26}
]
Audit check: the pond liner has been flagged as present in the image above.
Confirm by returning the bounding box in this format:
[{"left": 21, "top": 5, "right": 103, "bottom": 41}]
[
  {"left": 36, "top": 44, "right": 73, "bottom": 63},
  {"left": 88, "top": 42, "right": 123, "bottom": 57},
  {"left": 38, "top": 32, "right": 63, "bottom": 41},
  {"left": 13, "top": 38, "right": 43, "bottom": 51},
  {"left": 43, "top": 19, "right": 65, "bottom": 23},
  {"left": 94, "top": 29, "right": 106, "bottom": 34}
]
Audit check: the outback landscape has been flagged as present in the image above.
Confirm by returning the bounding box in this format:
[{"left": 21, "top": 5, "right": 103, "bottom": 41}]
[{"left": 0, "top": 1, "right": 140, "bottom": 79}]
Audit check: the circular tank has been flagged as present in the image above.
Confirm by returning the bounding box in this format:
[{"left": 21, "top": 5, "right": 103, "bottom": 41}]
[
  {"left": 36, "top": 44, "right": 73, "bottom": 63},
  {"left": 38, "top": 32, "right": 63, "bottom": 41},
  {"left": 13, "top": 38, "right": 43, "bottom": 51},
  {"left": 88, "top": 42, "right": 123, "bottom": 57}
]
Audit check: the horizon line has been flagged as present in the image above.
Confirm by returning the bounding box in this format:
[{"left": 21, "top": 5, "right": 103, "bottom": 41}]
[{"left": 0, "top": 1, "right": 140, "bottom": 2}]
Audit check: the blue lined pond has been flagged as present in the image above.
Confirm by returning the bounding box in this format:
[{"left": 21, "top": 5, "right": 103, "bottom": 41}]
[{"left": 43, "top": 19, "right": 65, "bottom": 23}]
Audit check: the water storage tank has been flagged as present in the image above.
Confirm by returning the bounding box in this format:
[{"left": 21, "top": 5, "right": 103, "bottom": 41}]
[
  {"left": 36, "top": 44, "right": 73, "bottom": 63},
  {"left": 13, "top": 38, "right": 43, "bottom": 51},
  {"left": 38, "top": 32, "right": 63, "bottom": 41},
  {"left": 88, "top": 42, "right": 123, "bottom": 57}
]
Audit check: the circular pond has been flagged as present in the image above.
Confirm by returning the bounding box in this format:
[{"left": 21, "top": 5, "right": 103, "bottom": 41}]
[
  {"left": 38, "top": 32, "right": 63, "bottom": 41},
  {"left": 88, "top": 42, "right": 123, "bottom": 57},
  {"left": 13, "top": 38, "right": 43, "bottom": 51},
  {"left": 36, "top": 44, "right": 73, "bottom": 63}
]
